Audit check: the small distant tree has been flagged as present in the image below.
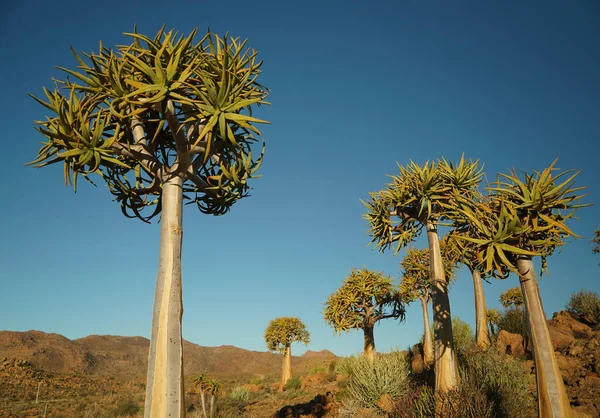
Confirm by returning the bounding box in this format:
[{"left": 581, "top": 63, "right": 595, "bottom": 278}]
[
  {"left": 28, "top": 27, "right": 270, "bottom": 417},
  {"left": 190, "top": 374, "right": 209, "bottom": 418},
  {"left": 399, "top": 238, "right": 458, "bottom": 367},
  {"left": 593, "top": 228, "right": 600, "bottom": 254},
  {"left": 323, "top": 268, "right": 404, "bottom": 361},
  {"left": 264, "top": 317, "right": 310, "bottom": 391},
  {"left": 205, "top": 378, "right": 220, "bottom": 418},
  {"left": 486, "top": 308, "right": 501, "bottom": 338},
  {"left": 500, "top": 287, "right": 524, "bottom": 310}
]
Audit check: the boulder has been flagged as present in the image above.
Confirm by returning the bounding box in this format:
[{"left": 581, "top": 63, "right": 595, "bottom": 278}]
[{"left": 496, "top": 330, "right": 526, "bottom": 357}]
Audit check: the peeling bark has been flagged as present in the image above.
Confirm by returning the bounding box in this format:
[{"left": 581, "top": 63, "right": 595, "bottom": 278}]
[
  {"left": 420, "top": 297, "right": 434, "bottom": 367},
  {"left": 517, "top": 257, "right": 572, "bottom": 418},
  {"left": 426, "top": 222, "right": 459, "bottom": 394},
  {"left": 144, "top": 172, "right": 185, "bottom": 418},
  {"left": 279, "top": 345, "right": 293, "bottom": 391},
  {"left": 363, "top": 325, "right": 376, "bottom": 361},
  {"left": 471, "top": 269, "right": 490, "bottom": 348}
]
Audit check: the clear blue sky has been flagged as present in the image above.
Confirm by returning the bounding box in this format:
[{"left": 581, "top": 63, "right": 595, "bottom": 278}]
[{"left": 1, "top": 0, "right": 599, "bottom": 358}]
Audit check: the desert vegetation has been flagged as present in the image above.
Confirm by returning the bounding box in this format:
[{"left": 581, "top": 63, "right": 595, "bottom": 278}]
[{"left": 18, "top": 17, "right": 599, "bottom": 418}]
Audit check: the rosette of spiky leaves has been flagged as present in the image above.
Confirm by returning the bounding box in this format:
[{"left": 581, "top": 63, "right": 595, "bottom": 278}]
[
  {"left": 204, "top": 378, "right": 221, "bottom": 397},
  {"left": 398, "top": 238, "right": 460, "bottom": 304},
  {"left": 448, "top": 194, "right": 512, "bottom": 280},
  {"left": 486, "top": 308, "right": 501, "bottom": 334},
  {"left": 593, "top": 228, "right": 600, "bottom": 254},
  {"left": 28, "top": 26, "right": 270, "bottom": 221},
  {"left": 500, "top": 287, "right": 524, "bottom": 309},
  {"left": 264, "top": 317, "right": 310, "bottom": 354},
  {"left": 362, "top": 155, "right": 484, "bottom": 255},
  {"left": 323, "top": 268, "right": 404, "bottom": 333},
  {"left": 460, "top": 159, "right": 589, "bottom": 275}
]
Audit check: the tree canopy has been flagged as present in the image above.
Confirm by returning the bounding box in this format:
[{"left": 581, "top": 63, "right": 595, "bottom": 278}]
[
  {"left": 264, "top": 317, "right": 310, "bottom": 354},
  {"left": 500, "top": 287, "right": 524, "bottom": 309},
  {"left": 28, "top": 26, "right": 270, "bottom": 221},
  {"left": 323, "top": 267, "right": 404, "bottom": 333}
]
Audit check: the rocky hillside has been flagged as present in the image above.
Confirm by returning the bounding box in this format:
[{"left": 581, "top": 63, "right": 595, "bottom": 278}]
[
  {"left": 495, "top": 310, "right": 600, "bottom": 417},
  {"left": 0, "top": 330, "right": 336, "bottom": 382}
]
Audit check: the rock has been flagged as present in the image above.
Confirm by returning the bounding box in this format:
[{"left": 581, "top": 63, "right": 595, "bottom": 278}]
[
  {"left": 496, "top": 330, "right": 526, "bottom": 357},
  {"left": 377, "top": 393, "right": 395, "bottom": 413}
]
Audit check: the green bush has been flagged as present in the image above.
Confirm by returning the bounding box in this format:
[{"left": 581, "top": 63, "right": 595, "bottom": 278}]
[
  {"left": 396, "top": 346, "right": 534, "bottom": 418},
  {"left": 567, "top": 290, "right": 600, "bottom": 325},
  {"left": 283, "top": 376, "right": 301, "bottom": 391},
  {"left": 459, "top": 347, "right": 534, "bottom": 418},
  {"left": 451, "top": 317, "right": 475, "bottom": 355},
  {"left": 228, "top": 386, "right": 251, "bottom": 404},
  {"left": 497, "top": 308, "right": 529, "bottom": 339},
  {"left": 343, "top": 350, "right": 411, "bottom": 412}
]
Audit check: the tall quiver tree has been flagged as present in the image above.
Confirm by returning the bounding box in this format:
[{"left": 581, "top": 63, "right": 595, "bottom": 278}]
[
  {"left": 457, "top": 159, "right": 589, "bottom": 417},
  {"left": 28, "top": 27, "right": 270, "bottom": 417},
  {"left": 399, "top": 238, "right": 459, "bottom": 368},
  {"left": 363, "top": 156, "right": 483, "bottom": 393},
  {"left": 264, "top": 317, "right": 310, "bottom": 391},
  {"left": 323, "top": 268, "right": 404, "bottom": 361}
]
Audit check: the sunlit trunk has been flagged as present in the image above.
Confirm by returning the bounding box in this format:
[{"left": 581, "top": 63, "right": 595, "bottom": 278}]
[
  {"left": 517, "top": 257, "right": 572, "bottom": 418},
  {"left": 363, "top": 325, "right": 376, "bottom": 361},
  {"left": 420, "top": 297, "right": 434, "bottom": 367},
  {"left": 426, "top": 222, "right": 459, "bottom": 394},
  {"left": 279, "top": 345, "right": 293, "bottom": 390},
  {"left": 210, "top": 395, "right": 214, "bottom": 417},
  {"left": 144, "top": 172, "right": 186, "bottom": 418},
  {"left": 200, "top": 392, "right": 207, "bottom": 418},
  {"left": 471, "top": 269, "right": 490, "bottom": 348}
]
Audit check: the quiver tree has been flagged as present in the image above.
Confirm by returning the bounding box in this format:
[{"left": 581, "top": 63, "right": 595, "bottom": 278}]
[
  {"left": 264, "top": 317, "right": 310, "bottom": 391},
  {"left": 486, "top": 308, "right": 501, "bottom": 338},
  {"left": 362, "top": 156, "right": 483, "bottom": 393},
  {"left": 323, "top": 267, "right": 404, "bottom": 361},
  {"left": 500, "top": 286, "right": 524, "bottom": 310},
  {"left": 456, "top": 159, "right": 589, "bottom": 417},
  {"left": 592, "top": 228, "right": 600, "bottom": 254},
  {"left": 448, "top": 204, "right": 505, "bottom": 349},
  {"left": 28, "top": 27, "right": 270, "bottom": 417},
  {"left": 399, "top": 238, "right": 459, "bottom": 367}
]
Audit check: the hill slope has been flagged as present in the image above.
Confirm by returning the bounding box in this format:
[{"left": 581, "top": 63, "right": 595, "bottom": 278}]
[{"left": 0, "top": 330, "right": 336, "bottom": 381}]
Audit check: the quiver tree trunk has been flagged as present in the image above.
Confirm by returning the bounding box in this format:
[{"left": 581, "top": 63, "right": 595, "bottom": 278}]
[
  {"left": 426, "top": 222, "right": 459, "bottom": 393},
  {"left": 144, "top": 172, "right": 186, "bottom": 418},
  {"left": 279, "top": 345, "right": 293, "bottom": 391},
  {"left": 471, "top": 269, "right": 490, "bottom": 348},
  {"left": 420, "top": 297, "right": 434, "bottom": 367},
  {"left": 517, "top": 257, "right": 572, "bottom": 418},
  {"left": 200, "top": 392, "right": 207, "bottom": 418},
  {"left": 363, "top": 325, "right": 376, "bottom": 361}
]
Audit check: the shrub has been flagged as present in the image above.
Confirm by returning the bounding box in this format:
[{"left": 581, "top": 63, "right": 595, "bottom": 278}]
[
  {"left": 284, "top": 376, "right": 301, "bottom": 391},
  {"left": 111, "top": 398, "right": 140, "bottom": 417},
  {"left": 343, "top": 350, "right": 411, "bottom": 412},
  {"left": 497, "top": 308, "right": 529, "bottom": 339},
  {"left": 451, "top": 317, "right": 475, "bottom": 356},
  {"left": 408, "top": 384, "right": 494, "bottom": 418},
  {"left": 567, "top": 290, "right": 600, "bottom": 325},
  {"left": 459, "top": 347, "right": 534, "bottom": 418},
  {"left": 228, "top": 386, "right": 251, "bottom": 404}
]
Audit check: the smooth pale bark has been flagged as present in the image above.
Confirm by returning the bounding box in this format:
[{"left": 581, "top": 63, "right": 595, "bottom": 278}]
[
  {"left": 144, "top": 172, "right": 186, "bottom": 418},
  {"left": 363, "top": 325, "right": 376, "bottom": 361},
  {"left": 200, "top": 393, "right": 207, "bottom": 418},
  {"left": 420, "top": 297, "right": 434, "bottom": 367},
  {"left": 426, "top": 222, "right": 459, "bottom": 393},
  {"left": 471, "top": 269, "right": 491, "bottom": 348},
  {"left": 210, "top": 395, "right": 214, "bottom": 418},
  {"left": 517, "top": 257, "right": 572, "bottom": 418},
  {"left": 279, "top": 345, "right": 293, "bottom": 390}
]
